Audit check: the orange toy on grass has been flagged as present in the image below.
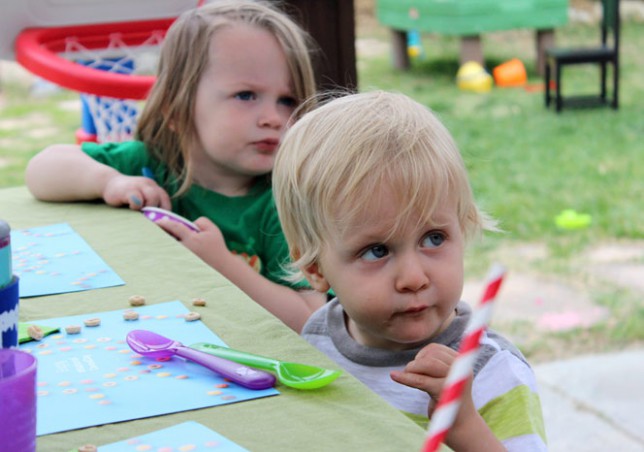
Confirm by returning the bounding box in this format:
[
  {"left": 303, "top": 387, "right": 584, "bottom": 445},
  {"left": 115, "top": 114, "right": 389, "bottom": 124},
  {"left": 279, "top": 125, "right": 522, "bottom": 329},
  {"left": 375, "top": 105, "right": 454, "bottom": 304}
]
[{"left": 493, "top": 58, "right": 527, "bottom": 87}]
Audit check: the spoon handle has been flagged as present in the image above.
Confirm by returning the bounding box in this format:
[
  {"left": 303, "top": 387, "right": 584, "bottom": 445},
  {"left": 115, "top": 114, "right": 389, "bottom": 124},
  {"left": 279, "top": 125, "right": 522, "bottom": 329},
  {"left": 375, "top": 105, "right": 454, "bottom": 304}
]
[
  {"left": 174, "top": 345, "right": 275, "bottom": 390},
  {"left": 190, "top": 342, "right": 278, "bottom": 372}
]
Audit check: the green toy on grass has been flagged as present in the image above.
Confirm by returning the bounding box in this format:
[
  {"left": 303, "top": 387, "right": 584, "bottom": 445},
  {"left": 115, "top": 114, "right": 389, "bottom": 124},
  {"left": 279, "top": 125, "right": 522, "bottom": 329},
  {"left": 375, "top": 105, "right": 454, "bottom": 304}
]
[{"left": 555, "top": 209, "right": 592, "bottom": 230}]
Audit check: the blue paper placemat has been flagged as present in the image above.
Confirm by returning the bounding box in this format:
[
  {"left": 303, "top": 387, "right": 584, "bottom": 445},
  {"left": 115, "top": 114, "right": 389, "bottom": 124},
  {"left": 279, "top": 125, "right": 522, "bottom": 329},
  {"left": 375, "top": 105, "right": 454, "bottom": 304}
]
[
  {"left": 100, "top": 421, "right": 249, "bottom": 451},
  {"left": 20, "top": 301, "right": 279, "bottom": 435},
  {"left": 11, "top": 223, "right": 125, "bottom": 297}
]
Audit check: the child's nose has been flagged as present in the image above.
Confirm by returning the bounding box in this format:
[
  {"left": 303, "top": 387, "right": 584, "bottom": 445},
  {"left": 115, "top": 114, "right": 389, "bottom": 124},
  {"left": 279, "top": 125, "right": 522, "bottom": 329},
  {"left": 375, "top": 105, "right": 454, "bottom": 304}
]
[
  {"left": 394, "top": 252, "right": 429, "bottom": 293},
  {"left": 258, "top": 103, "right": 284, "bottom": 129}
]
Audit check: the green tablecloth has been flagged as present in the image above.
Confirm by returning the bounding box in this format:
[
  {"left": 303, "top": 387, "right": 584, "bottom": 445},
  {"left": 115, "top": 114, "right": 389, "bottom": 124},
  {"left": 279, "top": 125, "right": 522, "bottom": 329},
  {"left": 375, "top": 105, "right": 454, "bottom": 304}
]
[{"left": 3, "top": 186, "right": 426, "bottom": 451}]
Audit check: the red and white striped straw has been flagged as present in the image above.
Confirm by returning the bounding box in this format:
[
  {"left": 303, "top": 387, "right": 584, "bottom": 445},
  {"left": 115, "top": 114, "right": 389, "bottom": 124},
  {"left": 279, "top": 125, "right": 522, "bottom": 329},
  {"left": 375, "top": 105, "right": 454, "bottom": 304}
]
[{"left": 422, "top": 263, "right": 506, "bottom": 452}]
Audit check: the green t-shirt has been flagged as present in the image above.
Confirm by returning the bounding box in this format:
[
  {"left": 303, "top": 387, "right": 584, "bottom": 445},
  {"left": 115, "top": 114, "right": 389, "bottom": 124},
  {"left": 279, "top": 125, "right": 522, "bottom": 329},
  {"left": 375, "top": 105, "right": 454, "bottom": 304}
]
[{"left": 82, "top": 140, "right": 295, "bottom": 287}]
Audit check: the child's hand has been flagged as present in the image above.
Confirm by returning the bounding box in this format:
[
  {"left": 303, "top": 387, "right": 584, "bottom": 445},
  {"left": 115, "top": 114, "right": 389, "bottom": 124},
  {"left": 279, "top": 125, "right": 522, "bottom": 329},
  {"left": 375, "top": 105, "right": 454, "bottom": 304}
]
[
  {"left": 103, "top": 174, "right": 172, "bottom": 210},
  {"left": 157, "top": 216, "right": 229, "bottom": 263},
  {"left": 390, "top": 343, "right": 479, "bottom": 420},
  {"left": 390, "top": 343, "right": 458, "bottom": 409},
  {"left": 391, "top": 343, "right": 499, "bottom": 450}
]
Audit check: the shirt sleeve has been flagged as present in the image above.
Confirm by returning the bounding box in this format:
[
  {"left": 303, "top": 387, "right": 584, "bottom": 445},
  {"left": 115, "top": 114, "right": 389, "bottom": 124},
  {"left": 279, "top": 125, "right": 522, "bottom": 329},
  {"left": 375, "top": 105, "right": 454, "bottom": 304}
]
[
  {"left": 474, "top": 350, "right": 548, "bottom": 451},
  {"left": 81, "top": 141, "right": 153, "bottom": 176}
]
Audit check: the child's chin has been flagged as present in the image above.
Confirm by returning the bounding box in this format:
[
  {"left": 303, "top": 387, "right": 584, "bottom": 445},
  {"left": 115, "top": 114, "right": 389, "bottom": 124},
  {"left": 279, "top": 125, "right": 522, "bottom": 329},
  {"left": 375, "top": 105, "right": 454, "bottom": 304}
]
[
  {"left": 247, "top": 165, "right": 273, "bottom": 177},
  {"left": 389, "top": 330, "right": 435, "bottom": 349}
]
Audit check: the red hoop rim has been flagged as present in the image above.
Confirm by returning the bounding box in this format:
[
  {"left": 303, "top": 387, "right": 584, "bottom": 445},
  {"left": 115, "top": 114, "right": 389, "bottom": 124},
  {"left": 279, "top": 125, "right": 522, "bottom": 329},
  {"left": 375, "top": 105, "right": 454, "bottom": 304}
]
[{"left": 15, "top": 18, "right": 175, "bottom": 100}]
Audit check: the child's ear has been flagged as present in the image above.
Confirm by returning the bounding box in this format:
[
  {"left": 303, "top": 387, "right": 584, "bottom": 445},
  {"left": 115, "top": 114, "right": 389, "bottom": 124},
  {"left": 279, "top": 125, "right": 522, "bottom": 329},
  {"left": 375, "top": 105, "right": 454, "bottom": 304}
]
[{"left": 301, "top": 262, "right": 331, "bottom": 293}]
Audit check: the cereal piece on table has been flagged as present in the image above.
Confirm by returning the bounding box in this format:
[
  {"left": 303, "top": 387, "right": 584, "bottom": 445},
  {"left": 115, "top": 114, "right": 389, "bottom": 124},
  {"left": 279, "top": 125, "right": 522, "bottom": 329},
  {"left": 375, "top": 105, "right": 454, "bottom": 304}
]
[
  {"left": 191, "top": 297, "right": 207, "bottom": 307},
  {"left": 123, "top": 310, "right": 139, "bottom": 321},
  {"left": 83, "top": 317, "right": 101, "bottom": 327},
  {"left": 78, "top": 445, "right": 98, "bottom": 452},
  {"left": 184, "top": 311, "right": 201, "bottom": 322},
  {"left": 128, "top": 295, "right": 146, "bottom": 306},
  {"left": 65, "top": 325, "right": 82, "bottom": 335},
  {"left": 27, "top": 324, "right": 44, "bottom": 341}
]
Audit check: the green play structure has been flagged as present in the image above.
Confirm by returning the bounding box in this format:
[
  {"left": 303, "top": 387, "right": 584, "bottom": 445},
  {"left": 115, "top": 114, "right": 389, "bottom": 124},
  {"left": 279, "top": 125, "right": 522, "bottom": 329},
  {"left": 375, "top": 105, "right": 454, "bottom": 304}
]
[{"left": 376, "top": 0, "right": 569, "bottom": 74}]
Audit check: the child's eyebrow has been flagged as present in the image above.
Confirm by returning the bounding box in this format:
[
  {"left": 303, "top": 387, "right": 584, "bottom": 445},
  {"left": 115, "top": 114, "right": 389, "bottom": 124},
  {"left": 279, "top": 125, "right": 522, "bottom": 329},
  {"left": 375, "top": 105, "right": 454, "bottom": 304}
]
[
  {"left": 336, "top": 227, "right": 387, "bottom": 250},
  {"left": 341, "top": 232, "right": 382, "bottom": 247}
]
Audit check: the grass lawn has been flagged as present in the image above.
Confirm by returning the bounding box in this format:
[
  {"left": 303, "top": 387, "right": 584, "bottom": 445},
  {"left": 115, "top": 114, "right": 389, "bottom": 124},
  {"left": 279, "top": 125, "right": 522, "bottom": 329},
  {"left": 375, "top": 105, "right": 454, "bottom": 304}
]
[
  {"left": 357, "top": 20, "right": 644, "bottom": 243},
  {"left": 0, "top": 4, "right": 642, "bottom": 360}
]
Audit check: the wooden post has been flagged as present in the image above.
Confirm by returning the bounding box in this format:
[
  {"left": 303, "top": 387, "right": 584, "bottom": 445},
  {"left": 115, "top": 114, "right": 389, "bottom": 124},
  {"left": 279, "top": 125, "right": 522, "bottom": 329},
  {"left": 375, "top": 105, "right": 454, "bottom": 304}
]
[
  {"left": 536, "top": 28, "right": 555, "bottom": 76},
  {"left": 390, "top": 29, "right": 410, "bottom": 70},
  {"left": 460, "top": 35, "right": 484, "bottom": 66},
  {"left": 279, "top": 0, "right": 357, "bottom": 91}
]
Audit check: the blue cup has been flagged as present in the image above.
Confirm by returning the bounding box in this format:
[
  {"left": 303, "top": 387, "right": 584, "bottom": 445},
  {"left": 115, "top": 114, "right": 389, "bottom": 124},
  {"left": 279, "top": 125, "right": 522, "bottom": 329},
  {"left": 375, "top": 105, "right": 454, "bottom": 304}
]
[{"left": 0, "top": 276, "right": 19, "bottom": 348}]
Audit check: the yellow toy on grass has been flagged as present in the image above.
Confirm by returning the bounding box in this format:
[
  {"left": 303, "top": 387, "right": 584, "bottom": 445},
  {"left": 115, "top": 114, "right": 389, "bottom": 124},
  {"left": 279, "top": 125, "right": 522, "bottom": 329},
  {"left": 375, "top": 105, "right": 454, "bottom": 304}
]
[{"left": 456, "top": 61, "right": 492, "bottom": 93}]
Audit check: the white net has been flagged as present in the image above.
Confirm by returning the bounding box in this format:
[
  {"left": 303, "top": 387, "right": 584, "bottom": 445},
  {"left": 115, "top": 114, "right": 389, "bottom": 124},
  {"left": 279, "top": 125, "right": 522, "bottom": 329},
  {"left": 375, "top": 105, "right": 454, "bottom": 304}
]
[
  {"left": 82, "top": 95, "right": 141, "bottom": 143},
  {"left": 61, "top": 31, "right": 164, "bottom": 143}
]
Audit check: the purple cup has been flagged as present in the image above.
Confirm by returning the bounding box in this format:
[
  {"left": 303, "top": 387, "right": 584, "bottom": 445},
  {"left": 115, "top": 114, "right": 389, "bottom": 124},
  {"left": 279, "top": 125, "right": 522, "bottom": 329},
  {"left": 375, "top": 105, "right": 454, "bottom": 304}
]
[
  {"left": 0, "top": 276, "right": 19, "bottom": 348},
  {"left": 0, "top": 349, "right": 37, "bottom": 452}
]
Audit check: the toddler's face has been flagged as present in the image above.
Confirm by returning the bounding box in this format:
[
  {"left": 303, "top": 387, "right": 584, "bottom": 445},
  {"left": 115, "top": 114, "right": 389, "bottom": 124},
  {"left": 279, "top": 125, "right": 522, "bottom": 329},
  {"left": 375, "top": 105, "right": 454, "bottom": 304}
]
[
  {"left": 306, "top": 185, "right": 465, "bottom": 350},
  {"left": 190, "top": 23, "right": 297, "bottom": 191}
]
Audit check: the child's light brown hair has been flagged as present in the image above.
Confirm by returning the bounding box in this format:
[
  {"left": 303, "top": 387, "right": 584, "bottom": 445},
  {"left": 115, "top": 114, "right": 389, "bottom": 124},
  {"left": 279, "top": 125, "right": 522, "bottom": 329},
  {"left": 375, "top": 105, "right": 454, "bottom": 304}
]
[
  {"left": 273, "top": 90, "right": 496, "bottom": 279},
  {"left": 137, "top": 0, "right": 317, "bottom": 195}
]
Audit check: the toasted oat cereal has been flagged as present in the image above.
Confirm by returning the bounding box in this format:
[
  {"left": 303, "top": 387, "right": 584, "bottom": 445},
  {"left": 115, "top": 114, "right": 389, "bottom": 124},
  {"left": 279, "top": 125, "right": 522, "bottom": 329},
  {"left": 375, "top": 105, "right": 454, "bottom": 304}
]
[
  {"left": 83, "top": 317, "right": 101, "bottom": 327},
  {"left": 122, "top": 310, "right": 139, "bottom": 321},
  {"left": 78, "top": 445, "right": 98, "bottom": 452},
  {"left": 191, "top": 297, "right": 207, "bottom": 307},
  {"left": 65, "top": 325, "right": 82, "bottom": 335},
  {"left": 27, "top": 324, "right": 44, "bottom": 341},
  {"left": 184, "top": 311, "right": 201, "bottom": 322},
  {"left": 128, "top": 295, "right": 146, "bottom": 306}
]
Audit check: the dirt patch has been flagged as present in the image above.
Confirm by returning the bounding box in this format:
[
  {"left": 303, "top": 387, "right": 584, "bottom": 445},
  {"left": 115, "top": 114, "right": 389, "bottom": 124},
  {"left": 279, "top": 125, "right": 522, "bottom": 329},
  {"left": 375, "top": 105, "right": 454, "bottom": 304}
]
[
  {"left": 585, "top": 243, "right": 644, "bottom": 292},
  {"left": 0, "top": 111, "right": 61, "bottom": 143},
  {"left": 0, "top": 112, "right": 52, "bottom": 130},
  {"left": 462, "top": 240, "right": 644, "bottom": 361},
  {"left": 464, "top": 272, "right": 609, "bottom": 332}
]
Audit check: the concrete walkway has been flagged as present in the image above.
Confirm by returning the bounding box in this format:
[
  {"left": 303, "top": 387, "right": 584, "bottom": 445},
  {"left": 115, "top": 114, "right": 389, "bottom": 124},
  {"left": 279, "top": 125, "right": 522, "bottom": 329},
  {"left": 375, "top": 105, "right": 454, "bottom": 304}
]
[{"left": 535, "top": 349, "right": 644, "bottom": 451}]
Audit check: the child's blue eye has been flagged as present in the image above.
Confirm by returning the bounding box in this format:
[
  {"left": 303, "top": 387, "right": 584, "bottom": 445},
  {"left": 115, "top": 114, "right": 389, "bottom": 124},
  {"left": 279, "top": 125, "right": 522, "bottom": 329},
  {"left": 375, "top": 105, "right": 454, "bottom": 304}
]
[
  {"left": 361, "top": 244, "right": 389, "bottom": 261},
  {"left": 422, "top": 232, "right": 445, "bottom": 248},
  {"left": 235, "top": 91, "right": 256, "bottom": 101}
]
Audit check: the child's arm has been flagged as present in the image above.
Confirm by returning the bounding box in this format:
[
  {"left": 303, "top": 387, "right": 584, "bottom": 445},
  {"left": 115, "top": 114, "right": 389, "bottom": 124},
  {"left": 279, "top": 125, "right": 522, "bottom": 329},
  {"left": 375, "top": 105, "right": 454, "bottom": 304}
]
[
  {"left": 157, "top": 216, "right": 326, "bottom": 332},
  {"left": 390, "top": 343, "right": 505, "bottom": 452},
  {"left": 26, "top": 144, "right": 172, "bottom": 210}
]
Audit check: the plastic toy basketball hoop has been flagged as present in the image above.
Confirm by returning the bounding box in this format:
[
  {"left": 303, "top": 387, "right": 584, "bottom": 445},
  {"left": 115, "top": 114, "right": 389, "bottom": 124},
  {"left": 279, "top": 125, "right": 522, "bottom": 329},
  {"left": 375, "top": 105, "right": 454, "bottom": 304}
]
[{"left": 15, "top": 18, "right": 174, "bottom": 143}]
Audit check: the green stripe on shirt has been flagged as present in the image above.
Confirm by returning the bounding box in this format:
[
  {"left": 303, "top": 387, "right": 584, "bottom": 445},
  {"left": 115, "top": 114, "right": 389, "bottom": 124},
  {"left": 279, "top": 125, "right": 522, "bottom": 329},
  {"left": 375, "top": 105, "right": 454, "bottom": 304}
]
[
  {"left": 402, "top": 384, "right": 545, "bottom": 445},
  {"left": 479, "top": 384, "right": 546, "bottom": 443}
]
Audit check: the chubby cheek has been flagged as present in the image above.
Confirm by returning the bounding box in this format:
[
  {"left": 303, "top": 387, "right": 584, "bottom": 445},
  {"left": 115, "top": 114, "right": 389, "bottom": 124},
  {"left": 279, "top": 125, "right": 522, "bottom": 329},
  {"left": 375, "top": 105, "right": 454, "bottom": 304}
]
[
  {"left": 341, "top": 291, "right": 392, "bottom": 326},
  {"left": 449, "top": 270, "right": 465, "bottom": 306}
]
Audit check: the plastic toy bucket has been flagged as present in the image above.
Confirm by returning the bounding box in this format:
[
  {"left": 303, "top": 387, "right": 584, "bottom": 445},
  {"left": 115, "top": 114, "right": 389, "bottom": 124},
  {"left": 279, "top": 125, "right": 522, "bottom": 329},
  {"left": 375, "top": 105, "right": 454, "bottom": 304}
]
[{"left": 493, "top": 58, "right": 527, "bottom": 87}]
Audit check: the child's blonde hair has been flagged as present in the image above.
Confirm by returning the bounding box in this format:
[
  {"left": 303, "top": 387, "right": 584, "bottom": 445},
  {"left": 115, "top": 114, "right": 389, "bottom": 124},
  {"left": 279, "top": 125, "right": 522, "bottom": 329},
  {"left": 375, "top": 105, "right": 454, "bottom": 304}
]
[
  {"left": 137, "top": 0, "right": 317, "bottom": 195},
  {"left": 273, "top": 90, "right": 495, "bottom": 278}
]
